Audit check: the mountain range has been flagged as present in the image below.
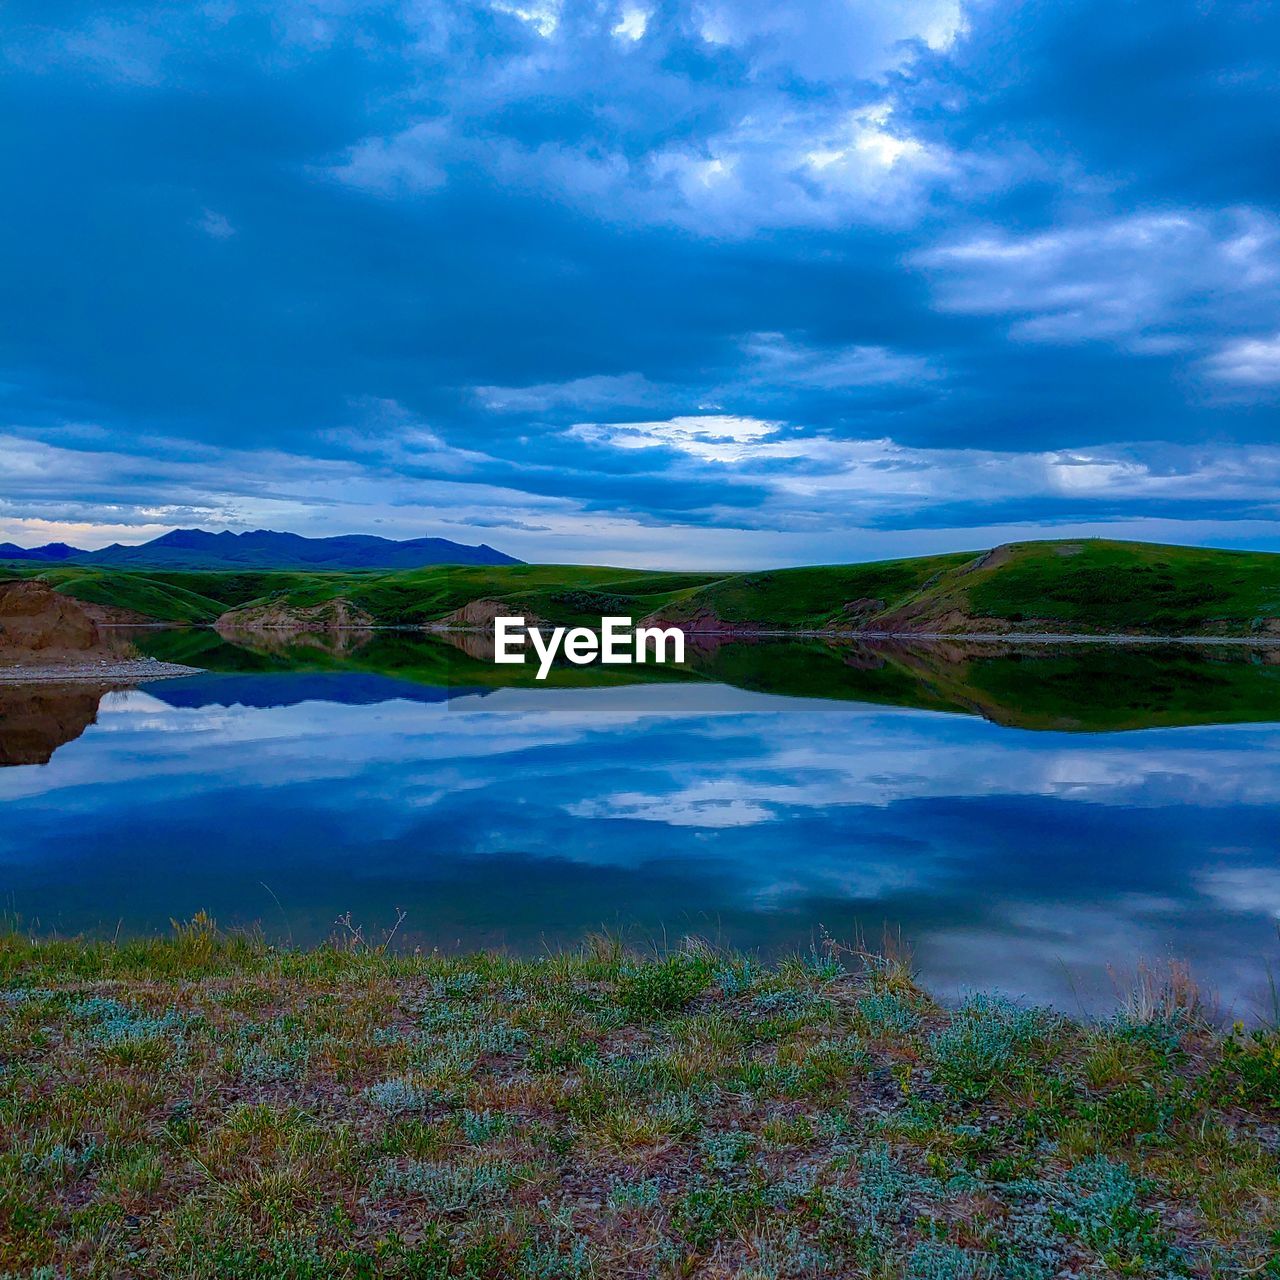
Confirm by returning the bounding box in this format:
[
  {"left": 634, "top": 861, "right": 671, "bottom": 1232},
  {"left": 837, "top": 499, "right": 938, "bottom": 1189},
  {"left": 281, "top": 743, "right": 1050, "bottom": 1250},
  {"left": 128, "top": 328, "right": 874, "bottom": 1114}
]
[
  {"left": 0, "top": 528, "right": 521, "bottom": 570},
  {"left": 0, "top": 542, "right": 82, "bottom": 563}
]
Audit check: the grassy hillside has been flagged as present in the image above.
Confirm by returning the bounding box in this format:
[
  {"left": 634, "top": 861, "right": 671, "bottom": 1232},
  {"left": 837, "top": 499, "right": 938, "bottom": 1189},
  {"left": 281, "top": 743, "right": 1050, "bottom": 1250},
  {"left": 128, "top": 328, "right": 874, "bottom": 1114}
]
[
  {"left": 656, "top": 540, "right": 1280, "bottom": 637},
  {"left": 33, "top": 569, "right": 228, "bottom": 623},
  {"left": 265, "top": 564, "right": 722, "bottom": 627},
  {"left": 2, "top": 922, "right": 1278, "bottom": 1278},
  {"left": 650, "top": 552, "right": 975, "bottom": 629},
  {"left": 0, "top": 562, "right": 722, "bottom": 628},
  {"left": 938, "top": 540, "right": 1280, "bottom": 636},
  {"left": 11, "top": 539, "right": 1280, "bottom": 636},
  {"left": 0, "top": 565, "right": 326, "bottom": 624}
]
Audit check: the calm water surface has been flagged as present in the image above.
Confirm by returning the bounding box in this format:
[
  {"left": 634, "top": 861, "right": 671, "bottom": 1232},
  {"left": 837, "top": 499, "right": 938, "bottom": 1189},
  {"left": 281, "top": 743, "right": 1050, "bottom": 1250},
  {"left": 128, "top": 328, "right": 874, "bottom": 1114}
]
[{"left": 2, "top": 633, "right": 1279, "bottom": 1015}]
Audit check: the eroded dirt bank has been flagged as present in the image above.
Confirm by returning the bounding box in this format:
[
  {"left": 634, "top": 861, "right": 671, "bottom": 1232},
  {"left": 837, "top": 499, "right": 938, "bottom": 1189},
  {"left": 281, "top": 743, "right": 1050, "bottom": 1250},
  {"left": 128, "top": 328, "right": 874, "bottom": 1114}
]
[
  {"left": 0, "top": 579, "right": 201, "bottom": 682},
  {"left": 215, "top": 597, "right": 375, "bottom": 632}
]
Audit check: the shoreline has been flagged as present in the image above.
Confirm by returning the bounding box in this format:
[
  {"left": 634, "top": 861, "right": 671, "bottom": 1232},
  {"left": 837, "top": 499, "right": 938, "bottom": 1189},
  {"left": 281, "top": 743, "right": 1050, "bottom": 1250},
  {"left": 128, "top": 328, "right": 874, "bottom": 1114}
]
[
  {"left": 430, "top": 622, "right": 1280, "bottom": 645},
  {"left": 4, "top": 627, "right": 1278, "bottom": 685},
  {"left": 0, "top": 658, "right": 204, "bottom": 684},
  {"left": 185, "top": 618, "right": 1280, "bottom": 645},
  {"left": 847, "top": 629, "right": 1280, "bottom": 645}
]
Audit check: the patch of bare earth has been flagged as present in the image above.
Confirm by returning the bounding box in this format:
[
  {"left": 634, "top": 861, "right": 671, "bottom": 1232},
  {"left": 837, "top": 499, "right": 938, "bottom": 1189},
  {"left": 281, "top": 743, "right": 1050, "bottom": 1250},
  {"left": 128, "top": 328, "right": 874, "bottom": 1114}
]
[
  {"left": 0, "top": 581, "right": 202, "bottom": 682},
  {"left": 637, "top": 606, "right": 768, "bottom": 636},
  {"left": 216, "top": 597, "right": 375, "bottom": 633},
  {"left": 0, "top": 578, "right": 101, "bottom": 662},
  {"left": 430, "top": 598, "right": 547, "bottom": 631}
]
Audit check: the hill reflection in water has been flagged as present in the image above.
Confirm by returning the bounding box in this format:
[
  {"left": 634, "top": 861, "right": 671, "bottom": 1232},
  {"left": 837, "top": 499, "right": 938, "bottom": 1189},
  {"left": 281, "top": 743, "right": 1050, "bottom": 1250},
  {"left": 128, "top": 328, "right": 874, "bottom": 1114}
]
[
  {"left": 0, "top": 684, "right": 112, "bottom": 766},
  {"left": 4, "top": 633, "right": 1280, "bottom": 1018},
  {"left": 129, "top": 625, "right": 1280, "bottom": 732}
]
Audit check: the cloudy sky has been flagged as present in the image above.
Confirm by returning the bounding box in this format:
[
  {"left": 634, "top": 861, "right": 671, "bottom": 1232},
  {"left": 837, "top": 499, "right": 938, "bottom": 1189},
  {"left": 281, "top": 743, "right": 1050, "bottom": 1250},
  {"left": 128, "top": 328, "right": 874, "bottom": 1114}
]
[{"left": 3, "top": 0, "right": 1279, "bottom": 566}]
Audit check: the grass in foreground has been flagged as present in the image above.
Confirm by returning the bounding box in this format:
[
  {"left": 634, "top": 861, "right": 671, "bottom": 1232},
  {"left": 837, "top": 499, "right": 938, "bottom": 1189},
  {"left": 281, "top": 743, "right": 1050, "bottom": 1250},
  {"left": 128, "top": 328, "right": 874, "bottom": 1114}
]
[{"left": 2, "top": 920, "right": 1279, "bottom": 1278}]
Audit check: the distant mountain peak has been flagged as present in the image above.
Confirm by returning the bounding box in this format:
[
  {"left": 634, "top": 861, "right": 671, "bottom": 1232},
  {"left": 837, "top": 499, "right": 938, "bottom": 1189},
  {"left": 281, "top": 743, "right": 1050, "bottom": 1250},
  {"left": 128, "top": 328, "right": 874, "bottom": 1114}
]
[
  {"left": 2, "top": 528, "right": 522, "bottom": 570},
  {"left": 151, "top": 528, "right": 241, "bottom": 547},
  {"left": 69, "top": 528, "right": 522, "bottom": 570},
  {"left": 0, "top": 541, "right": 86, "bottom": 563}
]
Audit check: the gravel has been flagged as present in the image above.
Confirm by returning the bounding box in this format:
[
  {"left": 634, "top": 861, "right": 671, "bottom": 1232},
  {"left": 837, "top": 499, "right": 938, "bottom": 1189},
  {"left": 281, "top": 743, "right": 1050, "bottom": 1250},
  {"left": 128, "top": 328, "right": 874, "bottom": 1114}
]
[{"left": 0, "top": 658, "right": 203, "bottom": 684}]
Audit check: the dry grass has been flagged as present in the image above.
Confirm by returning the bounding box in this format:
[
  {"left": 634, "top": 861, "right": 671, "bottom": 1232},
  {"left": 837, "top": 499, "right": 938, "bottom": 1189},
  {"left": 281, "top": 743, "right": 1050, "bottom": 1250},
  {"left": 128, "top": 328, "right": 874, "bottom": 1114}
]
[{"left": 1, "top": 918, "right": 1277, "bottom": 1278}]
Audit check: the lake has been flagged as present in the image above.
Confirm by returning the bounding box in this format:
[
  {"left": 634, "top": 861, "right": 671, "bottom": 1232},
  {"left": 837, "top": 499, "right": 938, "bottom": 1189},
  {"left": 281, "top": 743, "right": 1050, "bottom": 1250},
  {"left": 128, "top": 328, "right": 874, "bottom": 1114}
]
[{"left": 3, "top": 630, "right": 1280, "bottom": 1016}]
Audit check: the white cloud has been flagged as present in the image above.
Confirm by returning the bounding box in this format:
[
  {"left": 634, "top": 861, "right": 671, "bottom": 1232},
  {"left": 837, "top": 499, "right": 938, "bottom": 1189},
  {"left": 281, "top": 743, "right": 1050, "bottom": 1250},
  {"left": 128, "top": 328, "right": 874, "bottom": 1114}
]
[
  {"left": 570, "top": 785, "right": 774, "bottom": 827},
  {"left": 565, "top": 415, "right": 1280, "bottom": 521},
  {"left": 0, "top": 515, "right": 179, "bottom": 550},
  {"left": 18, "top": 16, "right": 168, "bottom": 85},
  {"left": 569, "top": 414, "right": 781, "bottom": 462},
  {"left": 805, "top": 101, "right": 933, "bottom": 173},
  {"left": 915, "top": 209, "right": 1280, "bottom": 358},
  {"left": 323, "top": 397, "right": 495, "bottom": 474},
  {"left": 691, "top": 0, "right": 966, "bottom": 77},
  {"left": 0, "top": 428, "right": 570, "bottom": 554},
  {"left": 612, "top": 7, "right": 650, "bottom": 41},
  {"left": 469, "top": 101, "right": 956, "bottom": 236},
  {"left": 196, "top": 209, "right": 236, "bottom": 240},
  {"left": 490, "top": 0, "right": 562, "bottom": 38},
  {"left": 630, "top": 99, "right": 954, "bottom": 234},
  {"left": 474, "top": 336, "right": 933, "bottom": 419},
  {"left": 474, "top": 373, "right": 665, "bottom": 413},
  {"left": 1198, "top": 867, "right": 1280, "bottom": 920},
  {"left": 1202, "top": 334, "right": 1280, "bottom": 387},
  {"left": 1045, "top": 453, "right": 1150, "bottom": 495},
  {"left": 326, "top": 120, "right": 449, "bottom": 195},
  {"left": 9, "top": 411, "right": 1280, "bottom": 567},
  {"left": 740, "top": 333, "right": 935, "bottom": 389},
  {"left": 564, "top": 720, "right": 1280, "bottom": 833},
  {"left": 321, "top": 0, "right": 976, "bottom": 236}
]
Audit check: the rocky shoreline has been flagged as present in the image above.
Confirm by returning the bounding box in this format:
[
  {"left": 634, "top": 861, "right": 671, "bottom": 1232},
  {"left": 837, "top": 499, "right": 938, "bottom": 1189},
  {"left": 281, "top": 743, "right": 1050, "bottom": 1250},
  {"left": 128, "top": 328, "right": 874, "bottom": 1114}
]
[
  {"left": 0, "top": 579, "right": 202, "bottom": 683},
  {"left": 0, "top": 658, "right": 203, "bottom": 684}
]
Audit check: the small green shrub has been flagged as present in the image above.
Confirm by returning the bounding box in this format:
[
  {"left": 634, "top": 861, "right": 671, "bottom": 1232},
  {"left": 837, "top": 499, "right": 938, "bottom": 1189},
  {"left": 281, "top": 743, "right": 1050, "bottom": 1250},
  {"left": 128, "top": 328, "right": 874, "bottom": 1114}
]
[
  {"left": 929, "top": 994, "right": 1056, "bottom": 1098},
  {"left": 460, "top": 1109, "right": 514, "bottom": 1143},
  {"left": 1049, "top": 1157, "right": 1181, "bottom": 1272},
  {"left": 714, "top": 958, "right": 759, "bottom": 997},
  {"left": 616, "top": 953, "right": 712, "bottom": 1019},
  {"left": 373, "top": 1159, "right": 515, "bottom": 1210},
  {"left": 1218, "top": 1028, "right": 1280, "bottom": 1110},
  {"left": 606, "top": 1176, "right": 662, "bottom": 1211},
  {"left": 71, "top": 995, "right": 186, "bottom": 1046},
  {"left": 364, "top": 1077, "right": 434, "bottom": 1115},
  {"left": 858, "top": 989, "right": 922, "bottom": 1034},
  {"left": 908, "top": 1242, "right": 995, "bottom": 1279}
]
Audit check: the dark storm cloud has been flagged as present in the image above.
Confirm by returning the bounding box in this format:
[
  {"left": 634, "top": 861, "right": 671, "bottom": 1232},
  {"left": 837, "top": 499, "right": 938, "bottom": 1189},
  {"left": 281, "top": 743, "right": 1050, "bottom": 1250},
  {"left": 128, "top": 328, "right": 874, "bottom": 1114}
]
[{"left": 1, "top": 0, "right": 1278, "bottom": 559}]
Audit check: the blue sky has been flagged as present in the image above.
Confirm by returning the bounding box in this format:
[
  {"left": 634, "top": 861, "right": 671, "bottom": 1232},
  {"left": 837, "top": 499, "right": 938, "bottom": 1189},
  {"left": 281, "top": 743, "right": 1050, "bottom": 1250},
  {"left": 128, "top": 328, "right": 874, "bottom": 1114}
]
[{"left": 2, "top": 0, "right": 1279, "bottom": 567}]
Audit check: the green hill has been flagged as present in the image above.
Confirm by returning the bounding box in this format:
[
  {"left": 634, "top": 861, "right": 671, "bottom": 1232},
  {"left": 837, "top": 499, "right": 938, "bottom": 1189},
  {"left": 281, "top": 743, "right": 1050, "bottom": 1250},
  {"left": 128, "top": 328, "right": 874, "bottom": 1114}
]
[
  {"left": 651, "top": 540, "right": 1280, "bottom": 638},
  {"left": 261, "top": 564, "right": 722, "bottom": 627},
  {"left": 7, "top": 538, "right": 1280, "bottom": 637},
  {"left": 0, "top": 565, "right": 332, "bottom": 624}
]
